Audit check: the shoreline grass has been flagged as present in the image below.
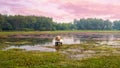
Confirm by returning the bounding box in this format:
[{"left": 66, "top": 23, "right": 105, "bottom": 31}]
[
  {"left": 0, "top": 30, "right": 120, "bottom": 38},
  {"left": 0, "top": 30, "right": 120, "bottom": 35}
]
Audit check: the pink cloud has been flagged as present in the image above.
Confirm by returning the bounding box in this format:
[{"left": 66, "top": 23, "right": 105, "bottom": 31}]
[
  {"left": 0, "top": 0, "right": 120, "bottom": 22},
  {"left": 58, "top": 0, "right": 120, "bottom": 19}
]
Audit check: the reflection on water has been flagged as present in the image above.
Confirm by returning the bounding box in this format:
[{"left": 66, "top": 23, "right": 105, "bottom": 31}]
[
  {"left": 5, "top": 45, "right": 56, "bottom": 52},
  {"left": 2, "top": 33, "right": 120, "bottom": 51},
  {"left": 55, "top": 45, "right": 62, "bottom": 52},
  {"left": 0, "top": 38, "right": 52, "bottom": 46},
  {"left": 53, "top": 36, "right": 80, "bottom": 44}
]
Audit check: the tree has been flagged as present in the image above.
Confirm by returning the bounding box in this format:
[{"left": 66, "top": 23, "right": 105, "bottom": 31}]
[
  {"left": 0, "top": 14, "right": 5, "bottom": 31},
  {"left": 74, "top": 18, "right": 112, "bottom": 30},
  {"left": 113, "top": 21, "right": 120, "bottom": 30},
  {"left": 104, "top": 20, "right": 112, "bottom": 30},
  {"left": 0, "top": 13, "right": 118, "bottom": 31},
  {"left": 1, "top": 22, "right": 13, "bottom": 30}
]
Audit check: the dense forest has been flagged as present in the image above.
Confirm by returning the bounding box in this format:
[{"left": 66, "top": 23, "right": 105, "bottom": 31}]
[{"left": 0, "top": 14, "right": 120, "bottom": 31}]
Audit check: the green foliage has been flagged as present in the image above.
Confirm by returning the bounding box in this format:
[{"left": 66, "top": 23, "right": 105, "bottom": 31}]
[
  {"left": 74, "top": 18, "right": 113, "bottom": 30},
  {"left": 0, "top": 14, "right": 120, "bottom": 31},
  {"left": 0, "top": 14, "right": 55, "bottom": 31},
  {"left": 55, "top": 23, "right": 75, "bottom": 30},
  {"left": 113, "top": 20, "right": 120, "bottom": 30}
]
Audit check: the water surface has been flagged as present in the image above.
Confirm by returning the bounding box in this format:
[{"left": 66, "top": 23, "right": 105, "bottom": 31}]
[{"left": 2, "top": 33, "right": 120, "bottom": 51}]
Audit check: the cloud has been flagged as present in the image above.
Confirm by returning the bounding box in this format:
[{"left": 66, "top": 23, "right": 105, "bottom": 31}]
[
  {"left": 0, "top": 0, "right": 120, "bottom": 22},
  {"left": 58, "top": 0, "right": 120, "bottom": 19}
]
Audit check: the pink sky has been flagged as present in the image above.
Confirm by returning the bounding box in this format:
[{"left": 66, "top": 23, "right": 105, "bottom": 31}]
[{"left": 0, "top": 0, "right": 120, "bottom": 22}]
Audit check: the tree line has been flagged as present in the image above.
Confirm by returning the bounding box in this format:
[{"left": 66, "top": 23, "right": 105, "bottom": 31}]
[
  {"left": 0, "top": 14, "right": 120, "bottom": 31},
  {"left": 0, "top": 14, "right": 74, "bottom": 31}
]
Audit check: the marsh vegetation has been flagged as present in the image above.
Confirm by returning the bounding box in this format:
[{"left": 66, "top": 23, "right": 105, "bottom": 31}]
[{"left": 0, "top": 31, "right": 120, "bottom": 68}]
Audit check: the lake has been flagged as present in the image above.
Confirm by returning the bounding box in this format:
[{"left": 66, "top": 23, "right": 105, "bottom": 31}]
[{"left": 2, "top": 33, "right": 120, "bottom": 52}]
